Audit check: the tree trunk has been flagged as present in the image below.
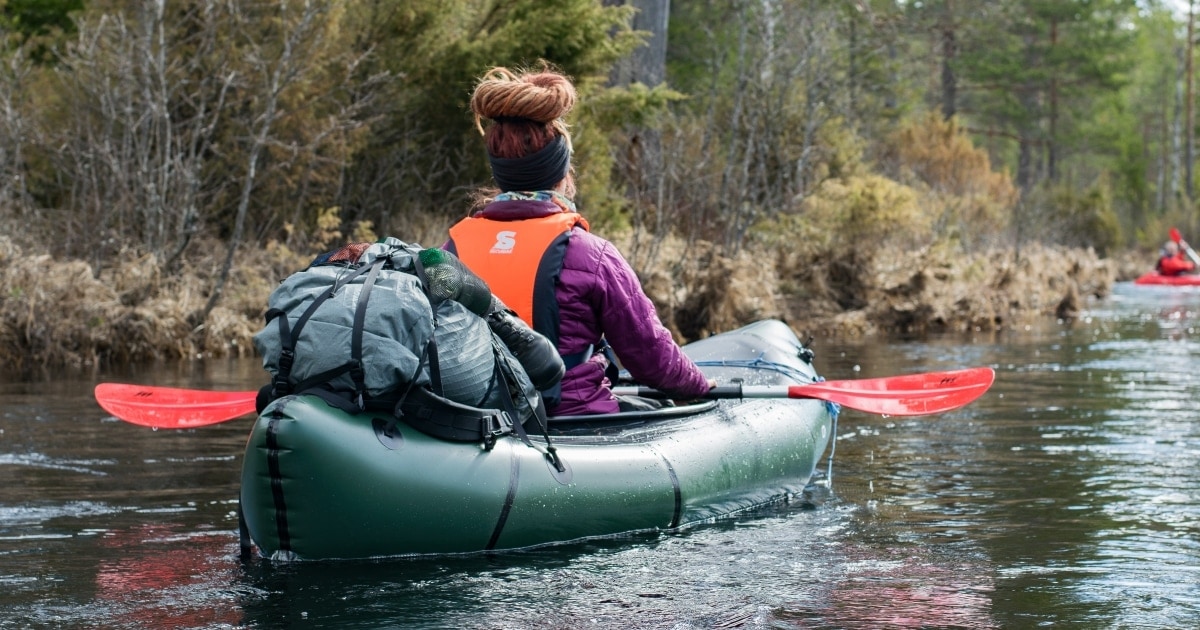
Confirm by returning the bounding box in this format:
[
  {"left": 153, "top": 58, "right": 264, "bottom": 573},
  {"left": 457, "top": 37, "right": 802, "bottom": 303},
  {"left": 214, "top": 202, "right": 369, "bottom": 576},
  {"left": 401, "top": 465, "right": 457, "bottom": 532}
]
[
  {"left": 606, "top": 0, "right": 669, "bottom": 87},
  {"left": 939, "top": 1, "right": 956, "bottom": 120},
  {"left": 1173, "top": 44, "right": 1186, "bottom": 205},
  {"left": 1186, "top": 0, "right": 1195, "bottom": 199},
  {"left": 605, "top": 0, "right": 670, "bottom": 263},
  {"left": 1048, "top": 19, "right": 1058, "bottom": 182},
  {"left": 195, "top": 1, "right": 323, "bottom": 329}
]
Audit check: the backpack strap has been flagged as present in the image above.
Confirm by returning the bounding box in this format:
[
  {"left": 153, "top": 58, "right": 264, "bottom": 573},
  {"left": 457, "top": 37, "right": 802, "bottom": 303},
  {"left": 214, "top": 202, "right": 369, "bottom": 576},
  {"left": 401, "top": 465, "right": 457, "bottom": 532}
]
[
  {"left": 265, "top": 259, "right": 380, "bottom": 401},
  {"left": 348, "top": 257, "right": 385, "bottom": 408},
  {"left": 491, "top": 339, "right": 563, "bottom": 472},
  {"left": 394, "top": 386, "right": 513, "bottom": 448}
]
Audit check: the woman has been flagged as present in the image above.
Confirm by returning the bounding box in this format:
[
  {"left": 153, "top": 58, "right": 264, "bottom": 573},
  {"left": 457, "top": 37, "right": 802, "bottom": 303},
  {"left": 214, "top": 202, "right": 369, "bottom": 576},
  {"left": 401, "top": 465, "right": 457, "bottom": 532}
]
[{"left": 446, "top": 65, "right": 714, "bottom": 416}]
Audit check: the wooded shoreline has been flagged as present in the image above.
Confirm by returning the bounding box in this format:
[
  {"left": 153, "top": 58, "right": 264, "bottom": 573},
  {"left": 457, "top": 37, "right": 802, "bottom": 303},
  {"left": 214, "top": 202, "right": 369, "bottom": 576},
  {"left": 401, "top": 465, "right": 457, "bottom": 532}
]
[{"left": 0, "top": 1, "right": 1193, "bottom": 378}]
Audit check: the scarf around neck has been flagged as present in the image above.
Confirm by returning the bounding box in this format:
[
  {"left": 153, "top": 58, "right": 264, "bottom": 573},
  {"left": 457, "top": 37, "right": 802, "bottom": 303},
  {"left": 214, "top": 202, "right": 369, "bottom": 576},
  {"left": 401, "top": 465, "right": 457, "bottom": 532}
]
[{"left": 492, "top": 190, "right": 577, "bottom": 213}]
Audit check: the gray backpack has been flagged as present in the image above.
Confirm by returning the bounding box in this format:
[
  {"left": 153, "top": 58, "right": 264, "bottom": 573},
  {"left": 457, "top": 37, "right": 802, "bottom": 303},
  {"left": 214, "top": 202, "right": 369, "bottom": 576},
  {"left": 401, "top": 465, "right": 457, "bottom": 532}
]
[{"left": 252, "top": 238, "right": 541, "bottom": 442}]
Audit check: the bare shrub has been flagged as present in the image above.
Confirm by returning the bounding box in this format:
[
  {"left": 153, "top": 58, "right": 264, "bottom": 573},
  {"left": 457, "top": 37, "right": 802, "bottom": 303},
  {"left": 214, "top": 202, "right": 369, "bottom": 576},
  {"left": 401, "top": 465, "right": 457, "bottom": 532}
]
[
  {"left": 797, "top": 174, "right": 928, "bottom": 250},
  {"left": 788, "top": 242, "right": 1114, "bottom": 337},
  {"left": 0, "top": 43, "right": 34, "bottom": 215},
  {"left": 879, "top": 112, "right": 1018, "bottom": 250},
  {"left": 636, "top": 2, "right": 847, "bottom": 261},
  {"left": 0, "top": 248, "right": 125, "bottom": 371}
]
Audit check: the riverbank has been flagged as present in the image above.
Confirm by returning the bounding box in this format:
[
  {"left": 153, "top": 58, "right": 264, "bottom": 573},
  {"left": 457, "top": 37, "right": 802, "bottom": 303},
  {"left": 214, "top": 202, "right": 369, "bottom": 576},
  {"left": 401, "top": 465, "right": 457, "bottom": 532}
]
[
  {"left": 633, "top": 236, "right": 1142, "bottom": 341},
  {"left": 0, "top": 233, "right": 1153, "bottom": 373}
]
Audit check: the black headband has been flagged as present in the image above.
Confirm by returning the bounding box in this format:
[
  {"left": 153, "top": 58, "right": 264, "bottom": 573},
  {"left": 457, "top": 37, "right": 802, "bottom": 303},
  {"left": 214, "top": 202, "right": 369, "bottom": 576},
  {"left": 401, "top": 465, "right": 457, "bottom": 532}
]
[{"left": 488, "top": 135, "right": 571, "bottom": 192}]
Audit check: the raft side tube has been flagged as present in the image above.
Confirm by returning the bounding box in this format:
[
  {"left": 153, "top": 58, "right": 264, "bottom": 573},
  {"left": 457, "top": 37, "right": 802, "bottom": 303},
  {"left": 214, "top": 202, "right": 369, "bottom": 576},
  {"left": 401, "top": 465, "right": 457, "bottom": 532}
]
[{"left": 242, "top": 395, "right": 520, "bottom": 558}]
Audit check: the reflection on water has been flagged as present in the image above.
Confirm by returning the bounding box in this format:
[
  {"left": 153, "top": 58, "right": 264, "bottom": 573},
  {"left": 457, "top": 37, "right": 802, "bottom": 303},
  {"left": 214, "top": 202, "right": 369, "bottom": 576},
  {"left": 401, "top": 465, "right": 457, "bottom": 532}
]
[
  {"left": 92, "top": 525, "right": 245, "bottom": 629},
  {"left": 1, "top": 283, "right": 1199, "bottom": 628}
]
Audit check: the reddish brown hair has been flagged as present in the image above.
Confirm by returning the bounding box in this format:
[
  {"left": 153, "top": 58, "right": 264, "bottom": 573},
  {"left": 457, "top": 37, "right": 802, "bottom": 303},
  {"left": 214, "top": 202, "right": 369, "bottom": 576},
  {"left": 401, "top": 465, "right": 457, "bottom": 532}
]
[{"left": 470, "top": 65, "right": 576, "bottom": 159}]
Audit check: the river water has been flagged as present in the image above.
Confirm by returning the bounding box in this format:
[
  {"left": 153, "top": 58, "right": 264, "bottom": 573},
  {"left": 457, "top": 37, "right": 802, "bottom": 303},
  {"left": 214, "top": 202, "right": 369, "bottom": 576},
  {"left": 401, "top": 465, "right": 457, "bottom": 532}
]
[{"left": 2, "top": 281, "right": 1198, "bottom": 629}]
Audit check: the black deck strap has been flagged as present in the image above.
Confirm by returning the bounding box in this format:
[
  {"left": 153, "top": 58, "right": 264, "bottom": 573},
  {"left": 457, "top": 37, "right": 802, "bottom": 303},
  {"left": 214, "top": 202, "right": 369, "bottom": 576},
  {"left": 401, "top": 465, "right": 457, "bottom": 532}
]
[
  {"left": 485, "top": 443, "right": 520, "bottom": 551},
  {"left": 410, "top": 245, "right": 432, "bottom": 288},
  {"left": 426, "top": 337, "right": 443, "bottom": 397},
  {"left": 349, "top": 258, "right": 385, "bottom": 408},
  {"left": 266, "top": 307, "right": 293, "bottom": 397},
  {"left": 289, "top": 364, "right": 356, "bottom": 400},
  {"left": 492, "top": 342, "right": 563, "bottom": 472},
  {"left": 658, "top": 452, "right": 682, "bottom": 529},
  {"left": 388, "top": 339, "right": 431, "bottom": 436},
  {"left": 292, "top": 262, "right": 374, "bottom": 341},
  {"left": 237, "top": 496, "right": 253, "bottom": 559},
  {"left": 265, "top": 415, "right": 292, "bottom": 554},
  {"left": 404, "top": 339, "right": 431, "bottom": 401},
  {"left": 297, "top": 384, "right": 363, "bottom": 414}
]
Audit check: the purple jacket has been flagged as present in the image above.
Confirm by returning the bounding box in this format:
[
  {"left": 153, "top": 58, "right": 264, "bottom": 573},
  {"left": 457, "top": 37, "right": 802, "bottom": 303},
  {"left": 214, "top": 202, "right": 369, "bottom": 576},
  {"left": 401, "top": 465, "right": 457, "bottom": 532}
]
[{"left": 456, "top": 198, "right": 711, "bottom": 415}]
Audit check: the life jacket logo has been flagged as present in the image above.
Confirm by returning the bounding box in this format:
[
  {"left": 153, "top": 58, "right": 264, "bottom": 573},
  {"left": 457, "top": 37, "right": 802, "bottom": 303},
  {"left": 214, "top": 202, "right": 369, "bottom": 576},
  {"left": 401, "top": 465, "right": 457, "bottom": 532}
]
[{"left": 490, "top": 231, "right": 517, "bottom": 254}]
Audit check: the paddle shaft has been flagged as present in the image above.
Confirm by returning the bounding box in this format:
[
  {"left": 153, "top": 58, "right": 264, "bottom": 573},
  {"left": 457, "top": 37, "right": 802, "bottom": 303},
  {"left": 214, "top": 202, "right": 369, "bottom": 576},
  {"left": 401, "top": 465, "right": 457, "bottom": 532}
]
[
  {"left": 1184, "top": 243, "right": 1200, "bottom": 267},
  {"left": 616, "top": 385, "right": 795, "bottom": 399},
  {"left": 1169, "top": 227, "right": 1200, "bottom": 266}
]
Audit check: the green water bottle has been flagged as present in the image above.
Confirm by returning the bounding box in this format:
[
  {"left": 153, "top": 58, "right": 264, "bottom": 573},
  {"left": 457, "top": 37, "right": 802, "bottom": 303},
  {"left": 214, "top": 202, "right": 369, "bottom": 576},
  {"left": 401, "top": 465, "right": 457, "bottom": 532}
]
[{"left": 419, "top": 248, "right": 493, "bottom": 316}]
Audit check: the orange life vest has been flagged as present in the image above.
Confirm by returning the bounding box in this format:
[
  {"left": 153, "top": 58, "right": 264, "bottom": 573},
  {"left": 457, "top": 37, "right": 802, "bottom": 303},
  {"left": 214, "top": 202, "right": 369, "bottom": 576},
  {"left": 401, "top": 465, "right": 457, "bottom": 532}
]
[{"left": 447, "top": 212, "right": 589, "bottom": 343}]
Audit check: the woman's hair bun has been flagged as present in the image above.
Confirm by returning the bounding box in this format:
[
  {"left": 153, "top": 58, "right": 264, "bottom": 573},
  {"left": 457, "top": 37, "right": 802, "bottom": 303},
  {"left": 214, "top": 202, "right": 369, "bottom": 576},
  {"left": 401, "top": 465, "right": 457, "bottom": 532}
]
[{"left": 470, "top": 66, "right": 577, "bottom": 125}]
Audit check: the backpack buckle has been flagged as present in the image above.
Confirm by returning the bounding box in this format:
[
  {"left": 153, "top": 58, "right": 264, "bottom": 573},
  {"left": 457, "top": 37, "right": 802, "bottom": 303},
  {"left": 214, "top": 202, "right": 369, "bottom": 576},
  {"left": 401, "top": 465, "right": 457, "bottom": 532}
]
[{"left": 479, "top": 412, "right": 512, "bottom": 451}]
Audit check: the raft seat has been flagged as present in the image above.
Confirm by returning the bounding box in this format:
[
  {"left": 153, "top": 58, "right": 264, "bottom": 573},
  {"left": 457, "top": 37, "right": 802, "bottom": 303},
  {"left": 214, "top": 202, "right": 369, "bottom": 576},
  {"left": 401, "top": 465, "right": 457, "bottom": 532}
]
[{"left": 545, "top": 400, "right": 719, "bottom": 435}]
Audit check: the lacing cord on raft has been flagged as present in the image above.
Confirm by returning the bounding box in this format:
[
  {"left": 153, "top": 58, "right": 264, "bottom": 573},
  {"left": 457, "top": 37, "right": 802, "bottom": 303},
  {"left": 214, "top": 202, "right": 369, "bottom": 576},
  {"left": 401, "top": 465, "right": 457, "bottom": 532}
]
[
  {"left": 823, "top": 408, "right": 838, "bottom": 485},
  {"left": 693, "top": 354, "right": 840, "bottom": 485},
  {"left": 693, "top": 356, "right": 814, "bottom": 384}
]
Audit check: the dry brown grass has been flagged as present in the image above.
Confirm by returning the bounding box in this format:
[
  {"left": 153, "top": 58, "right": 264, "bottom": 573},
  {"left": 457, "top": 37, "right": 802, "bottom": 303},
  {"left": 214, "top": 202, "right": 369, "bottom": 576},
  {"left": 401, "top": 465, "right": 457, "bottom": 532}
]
[
  {"left": 0, "top": 227, "right": 1129, "bottom": 372},
  {"left": 637, "top": 239, "right": 788, "bottom": 342},
  {"left": 0, "top": 235, "right": 271, "bottom": 373},
  {"left": 0, "top": 216, "right": 457, "bottom": 374},
  {"left": 766, "top": 241, "right": 1118, "bottom": 338},
  {"left": 629, "top": 234, "right": 1119, "bottom": 342}
]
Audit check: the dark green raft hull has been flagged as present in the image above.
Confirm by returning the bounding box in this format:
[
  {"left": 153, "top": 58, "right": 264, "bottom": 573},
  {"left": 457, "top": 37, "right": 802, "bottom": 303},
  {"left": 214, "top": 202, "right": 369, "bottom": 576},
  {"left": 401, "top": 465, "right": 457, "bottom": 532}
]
[{"left": 240, "top": 319, "right": 836, "bottom": 560}]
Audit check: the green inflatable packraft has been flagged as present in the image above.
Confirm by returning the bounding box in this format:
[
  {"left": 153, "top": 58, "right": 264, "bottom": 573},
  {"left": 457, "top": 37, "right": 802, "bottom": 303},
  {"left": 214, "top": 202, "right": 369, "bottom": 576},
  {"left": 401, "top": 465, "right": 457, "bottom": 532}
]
[{"left": 240, "top": 319, "right": 837, "bottom": 560}]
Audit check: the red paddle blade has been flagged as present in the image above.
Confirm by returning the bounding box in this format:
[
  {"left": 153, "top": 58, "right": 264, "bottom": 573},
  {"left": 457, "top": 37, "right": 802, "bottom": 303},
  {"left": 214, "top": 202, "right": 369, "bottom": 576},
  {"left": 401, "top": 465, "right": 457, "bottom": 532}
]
[
  {"left": 789, "top": 367, "right": 994, "bottom": 416},
  {"left": 94, "top": 384, "right": 258, "bottom": 429},
  {"left": 1170, "top": 227, "right": 1182, "bottom": 243}
]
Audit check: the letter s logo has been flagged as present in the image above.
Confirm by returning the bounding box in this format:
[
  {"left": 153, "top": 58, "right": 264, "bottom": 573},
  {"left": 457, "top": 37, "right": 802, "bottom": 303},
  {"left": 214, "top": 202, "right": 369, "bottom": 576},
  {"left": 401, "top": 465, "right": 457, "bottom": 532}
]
[{"left": 491, "top": 231, "right": 517, "bottom": 254}]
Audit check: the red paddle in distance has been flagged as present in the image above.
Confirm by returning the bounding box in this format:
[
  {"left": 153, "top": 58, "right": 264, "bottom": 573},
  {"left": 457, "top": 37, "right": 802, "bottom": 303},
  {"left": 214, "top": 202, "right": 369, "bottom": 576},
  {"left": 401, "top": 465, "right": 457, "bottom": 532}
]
[{"left": 95, "top": 367, "right": 995, "bottom": 429}]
